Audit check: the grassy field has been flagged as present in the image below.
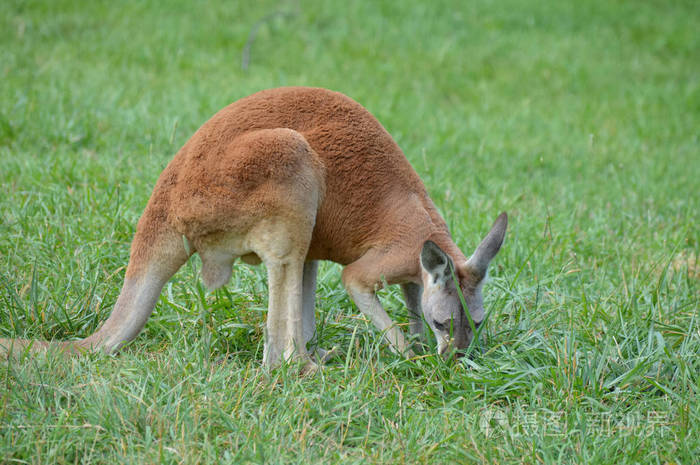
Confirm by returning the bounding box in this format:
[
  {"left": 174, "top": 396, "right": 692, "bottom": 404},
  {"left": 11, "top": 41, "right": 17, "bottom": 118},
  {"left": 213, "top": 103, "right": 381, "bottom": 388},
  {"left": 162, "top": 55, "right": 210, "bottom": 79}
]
[{"left": 1, "top": 0, "right": 698, "bottom": 463}]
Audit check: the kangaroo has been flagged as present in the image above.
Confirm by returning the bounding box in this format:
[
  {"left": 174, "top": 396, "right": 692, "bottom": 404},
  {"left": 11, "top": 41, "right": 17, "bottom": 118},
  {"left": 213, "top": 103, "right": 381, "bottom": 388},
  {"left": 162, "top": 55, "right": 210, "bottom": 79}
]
[{"left": 0, "top": 87, "right": 507, "bottom": 370}]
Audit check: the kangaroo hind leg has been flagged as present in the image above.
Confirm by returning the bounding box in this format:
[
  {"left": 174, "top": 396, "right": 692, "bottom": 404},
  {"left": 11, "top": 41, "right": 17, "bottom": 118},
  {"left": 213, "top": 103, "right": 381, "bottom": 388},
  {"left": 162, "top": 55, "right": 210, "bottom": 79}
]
[
  {"left": 302, "top": 260, "right": 319, "bottom": 347},
  {"left": 246, "top": 215, "right": 314, "bottom": 371},
  {"left": 301, "top": 260, "right": 338, "bottom": 363}
]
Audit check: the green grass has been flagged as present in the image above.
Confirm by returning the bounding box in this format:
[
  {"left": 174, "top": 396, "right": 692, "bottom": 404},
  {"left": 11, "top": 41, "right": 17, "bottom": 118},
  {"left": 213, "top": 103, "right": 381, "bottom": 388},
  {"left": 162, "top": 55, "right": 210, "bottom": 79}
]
[{"left": 1, "top": 0, "right": 698, "bottom": 463}]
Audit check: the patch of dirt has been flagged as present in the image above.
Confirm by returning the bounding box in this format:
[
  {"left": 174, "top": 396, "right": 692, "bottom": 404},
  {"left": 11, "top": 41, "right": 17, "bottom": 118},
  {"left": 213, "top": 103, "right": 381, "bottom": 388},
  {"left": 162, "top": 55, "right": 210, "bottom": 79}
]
[{"left": 670, "top": 250, "right": 699, "bottom": 279}]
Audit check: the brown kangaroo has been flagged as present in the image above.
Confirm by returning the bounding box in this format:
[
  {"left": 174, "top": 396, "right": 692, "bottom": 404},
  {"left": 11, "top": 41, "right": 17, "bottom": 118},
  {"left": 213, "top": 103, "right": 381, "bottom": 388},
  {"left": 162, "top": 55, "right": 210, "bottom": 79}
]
[{"left": 0, "top": 87, "right": 507, "bottom": 370}]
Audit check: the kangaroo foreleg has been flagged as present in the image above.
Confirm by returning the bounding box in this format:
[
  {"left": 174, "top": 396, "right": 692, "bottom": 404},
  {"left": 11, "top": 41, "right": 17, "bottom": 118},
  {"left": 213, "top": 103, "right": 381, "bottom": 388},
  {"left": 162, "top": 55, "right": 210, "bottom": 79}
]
[
  {"left": 401, "top": 282, "right": 424, "bottom": 338},
  {"left": 345, "top": 286, "right": 411, "bottom": 356},
  {"left": 342, "top": 249, "right": 418, "bottom": 358}
]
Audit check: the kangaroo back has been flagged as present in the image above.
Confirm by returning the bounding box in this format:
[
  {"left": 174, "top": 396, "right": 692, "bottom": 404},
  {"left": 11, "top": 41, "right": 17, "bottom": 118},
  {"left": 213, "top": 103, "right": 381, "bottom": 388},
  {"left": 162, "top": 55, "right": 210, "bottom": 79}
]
[{"left": 169, "top": 87, "right": 449, "bottom": 265}]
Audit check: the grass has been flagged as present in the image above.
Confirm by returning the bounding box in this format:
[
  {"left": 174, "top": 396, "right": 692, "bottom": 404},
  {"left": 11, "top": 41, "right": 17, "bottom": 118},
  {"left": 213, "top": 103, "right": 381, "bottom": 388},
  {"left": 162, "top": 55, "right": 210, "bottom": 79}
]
[{"left": 1, "top": 0, "right": 698, "bottom": 463}]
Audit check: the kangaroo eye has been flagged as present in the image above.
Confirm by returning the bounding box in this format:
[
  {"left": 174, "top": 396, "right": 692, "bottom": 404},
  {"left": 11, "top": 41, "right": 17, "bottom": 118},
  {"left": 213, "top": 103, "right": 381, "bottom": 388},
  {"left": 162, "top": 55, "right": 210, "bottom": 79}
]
[{"left": 432, "top": 320, "right": 447, "bottom": 331}]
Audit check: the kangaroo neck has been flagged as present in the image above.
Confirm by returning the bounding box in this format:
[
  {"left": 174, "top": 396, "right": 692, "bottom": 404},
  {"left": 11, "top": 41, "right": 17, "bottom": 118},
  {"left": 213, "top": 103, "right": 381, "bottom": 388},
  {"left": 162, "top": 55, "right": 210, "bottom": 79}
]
[{"left": 422, "top": 199, "right": 468, "bottom": 265}]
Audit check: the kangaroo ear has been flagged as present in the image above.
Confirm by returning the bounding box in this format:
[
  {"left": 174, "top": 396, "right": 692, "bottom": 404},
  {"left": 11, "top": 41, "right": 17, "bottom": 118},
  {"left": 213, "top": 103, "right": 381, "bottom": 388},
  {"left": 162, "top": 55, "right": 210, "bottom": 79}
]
[
  {"left": 421, "top": 240, "right": 454, "bottom": 285},
  {"left": 466, "top": 212, "right": 508, "bottom": 279}
]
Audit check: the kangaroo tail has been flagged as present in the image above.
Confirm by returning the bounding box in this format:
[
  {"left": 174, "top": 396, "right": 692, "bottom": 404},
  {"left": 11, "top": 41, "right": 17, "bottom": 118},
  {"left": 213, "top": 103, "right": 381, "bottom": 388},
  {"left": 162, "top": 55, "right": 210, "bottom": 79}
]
[{"left": 0, "top": 204, "right": 190, "bottom": 358}]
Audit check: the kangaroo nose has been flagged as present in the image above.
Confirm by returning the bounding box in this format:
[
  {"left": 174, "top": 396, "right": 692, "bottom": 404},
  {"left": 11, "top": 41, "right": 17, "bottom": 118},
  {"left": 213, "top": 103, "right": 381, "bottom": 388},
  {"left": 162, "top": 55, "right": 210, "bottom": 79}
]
[
  {"left": 438, "top": 338, "right": 452, "bottom": 358},
  {"left": 439, "top": 343, "right": 467, "bottom": 360}
]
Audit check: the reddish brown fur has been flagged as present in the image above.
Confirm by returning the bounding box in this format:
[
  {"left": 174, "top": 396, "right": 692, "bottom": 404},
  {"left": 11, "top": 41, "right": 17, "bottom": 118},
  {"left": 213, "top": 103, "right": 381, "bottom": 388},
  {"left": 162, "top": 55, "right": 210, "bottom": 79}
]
[
  {"left": 1, "top": 87, "right": 506, "bottom": 364},
  {"left": 140, "top": 87, "right": 458, "bottom": 269}
]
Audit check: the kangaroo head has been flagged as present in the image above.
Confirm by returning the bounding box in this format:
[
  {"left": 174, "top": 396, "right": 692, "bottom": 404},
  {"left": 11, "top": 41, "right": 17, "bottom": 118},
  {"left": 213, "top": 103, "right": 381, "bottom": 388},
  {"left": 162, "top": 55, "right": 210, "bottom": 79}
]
[{"left": 419, "top": 213, "right": 507, "bottom": 356}]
